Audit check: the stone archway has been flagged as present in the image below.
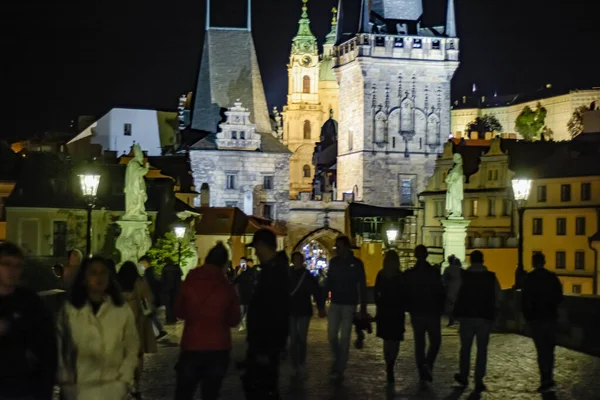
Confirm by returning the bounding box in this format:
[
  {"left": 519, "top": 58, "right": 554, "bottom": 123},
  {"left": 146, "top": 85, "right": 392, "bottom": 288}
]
[{"left": 293, "top": 227, "right": 345, "bottom": 259}]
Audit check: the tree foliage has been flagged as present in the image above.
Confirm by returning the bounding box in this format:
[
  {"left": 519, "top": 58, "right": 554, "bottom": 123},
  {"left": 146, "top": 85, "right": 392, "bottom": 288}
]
[
  {"left": 146, "top": 231, "right": 195, "bottom": 275},
  {"left": 567, "top": 105, "right": 589, "bottom": 138},
  {"left": 466, "top": 115, "right": 503, "bottom": 138},
  {"left": 515, "top": 103, "right": 547, "bottom": 141}
]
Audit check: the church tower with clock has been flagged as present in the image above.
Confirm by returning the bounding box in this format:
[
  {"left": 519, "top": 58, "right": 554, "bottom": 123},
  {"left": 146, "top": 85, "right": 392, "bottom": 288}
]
[{"left": 283, "top": 0, "right": 339, "bottom": 199}]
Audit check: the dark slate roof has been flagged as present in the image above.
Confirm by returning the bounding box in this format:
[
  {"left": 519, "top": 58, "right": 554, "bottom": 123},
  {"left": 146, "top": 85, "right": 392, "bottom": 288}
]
[
  {"left": 188, "top": 132, "right": 291, "bottom": 154},
  {"left": 195, "top": 207, "right": 280, "bottom": 236},
  {"left": 452, "top": 86, "right": 576, "bottom": 110},
  {"left": 191, "top": 29, "right": 272, "bottom": 134},
  {"left": 337, "top": 0, "right": 363, "bottom": 44},
  {"left": 147, "top": 155, "right": 196, "bottom": 193}
]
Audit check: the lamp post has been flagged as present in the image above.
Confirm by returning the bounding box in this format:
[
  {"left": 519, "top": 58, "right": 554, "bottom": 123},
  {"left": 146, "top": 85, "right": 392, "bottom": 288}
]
[
  {"left": 174, "top": 225, "right": 187, "bottom": 268},
  {"left": 78, "top": 173, "right": 101, "bottom": 257},
  {"left": 386, "top": 229, "right": 399, "bottom": 248},
  {"left": 511, "top": 178, "right": 532, "bottom": 289}
]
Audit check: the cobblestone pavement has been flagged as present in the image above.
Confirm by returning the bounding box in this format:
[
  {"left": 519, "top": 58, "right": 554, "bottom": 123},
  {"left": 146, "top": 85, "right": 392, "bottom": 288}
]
[{"left": 141, "top": 310, "right": 600, "bottom": 400}]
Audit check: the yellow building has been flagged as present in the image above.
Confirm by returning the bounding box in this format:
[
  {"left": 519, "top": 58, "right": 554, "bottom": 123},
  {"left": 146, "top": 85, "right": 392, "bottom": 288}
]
[
  {"left": 283, "top": 2, "right": 339, "bottom": 199},
  {"left": 524, "top": 175, "right": 600, "bottom": 295}
]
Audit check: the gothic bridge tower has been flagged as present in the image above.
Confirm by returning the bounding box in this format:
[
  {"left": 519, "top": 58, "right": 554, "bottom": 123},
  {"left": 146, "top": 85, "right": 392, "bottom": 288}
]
[{"left": 335, "top": 0, "right": 459, "bottom": 207}]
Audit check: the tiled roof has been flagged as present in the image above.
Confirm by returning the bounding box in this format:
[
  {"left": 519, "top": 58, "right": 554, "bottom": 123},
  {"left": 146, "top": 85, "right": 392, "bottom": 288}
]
[{"left": 147, "top": 155, "right": 196, "bottom": 193}]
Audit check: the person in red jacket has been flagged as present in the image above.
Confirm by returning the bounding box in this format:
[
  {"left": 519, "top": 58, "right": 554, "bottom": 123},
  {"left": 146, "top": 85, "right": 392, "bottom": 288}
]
[{"left": 174, "top": 242, "right": 241, "bottom": 400}]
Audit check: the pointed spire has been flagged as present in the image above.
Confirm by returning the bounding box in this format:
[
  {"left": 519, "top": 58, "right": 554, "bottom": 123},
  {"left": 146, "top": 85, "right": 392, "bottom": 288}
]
[
  {"left": 446, "top": 0, "right": 457, "bottom": 37},
  {"left": 291, "top": 0, "right": 317, "bottom": 55},
  {"left": 325, "top": 7, "right": 338, "bottom": 45}
]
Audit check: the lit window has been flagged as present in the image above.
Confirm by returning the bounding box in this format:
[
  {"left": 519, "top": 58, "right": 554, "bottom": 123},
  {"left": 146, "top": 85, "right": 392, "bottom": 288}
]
[
  {"left": 226, "top": 175, "right": 236, "bottom": 190},
  {"left": 471, "top": 199, "right": 479, "bottom": 217},
  {"left": 400, "top": 179, "right": 413, "bottom": 206},
  {"left": 124, "top": 123, "right": 132, "bottom": 136}
]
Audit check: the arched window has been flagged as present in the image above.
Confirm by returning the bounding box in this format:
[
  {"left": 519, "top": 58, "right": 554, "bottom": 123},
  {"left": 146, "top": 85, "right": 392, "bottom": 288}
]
[
  {"left": 200, "top": 183, "right": 210, "bottom": 207},
  {"left": 303, "top": 75, "right": 311, "bottom": 94},
  {"left": 303, "top": 165, "right": 311, "bottom": 178},
  {"left": 303, "top": 120, "right": 311, "bottom": 139}
]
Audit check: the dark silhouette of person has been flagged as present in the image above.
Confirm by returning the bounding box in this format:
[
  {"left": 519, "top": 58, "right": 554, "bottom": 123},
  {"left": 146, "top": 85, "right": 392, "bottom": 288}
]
[
  {"left": 453, "top": 250, "right": 501, "bottom": 393},
  {"left": 522, "top": 252, "right": 563, "bottom": 393},
  {"left": 403, "top": 245, "right": 445, "bottom": 386},
  {"left": 161, "top": 260, "right": 182, "bottom": 324}
]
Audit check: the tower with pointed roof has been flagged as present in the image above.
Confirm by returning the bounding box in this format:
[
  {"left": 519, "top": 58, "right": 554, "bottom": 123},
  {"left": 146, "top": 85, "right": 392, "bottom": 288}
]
[
  {"left": 284, "top": 2, "right": 340, "bottom": 199},
  {"left": 334, "top": 0, "right": 460, "bottom": 207}
]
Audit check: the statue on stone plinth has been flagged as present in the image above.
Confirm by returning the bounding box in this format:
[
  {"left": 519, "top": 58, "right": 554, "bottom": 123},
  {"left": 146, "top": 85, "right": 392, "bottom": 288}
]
[
  {"left": 445, "top": 153, "right": 464, "bottom": 218},
  {"left": 123, "top": 144, "right": 150, "bottom": 221}
]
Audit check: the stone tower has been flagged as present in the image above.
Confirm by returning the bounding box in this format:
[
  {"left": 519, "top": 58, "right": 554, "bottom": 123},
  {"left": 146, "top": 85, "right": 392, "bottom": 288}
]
[{"left": 334, "top": 0, "right": 460, "bottom": 207}]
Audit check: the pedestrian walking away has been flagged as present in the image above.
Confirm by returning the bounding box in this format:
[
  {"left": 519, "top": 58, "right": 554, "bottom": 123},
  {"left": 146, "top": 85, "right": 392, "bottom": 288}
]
[
  {"left": 442, "top": 254, "right": 462, "bottom": 327},
  {"left": 174, "top": 242, "right": 241, "bottom": 400},
  {"left": 242, "top": 229, "right": 290, "bottom": 400},
  {"left": 118, "top": 261, "right": 158, "bottom": 399},
  {"left": 522, "top": 252, "right": 563, "bottom": 393},
  {"left": 325, "top": 235, "right": 367, "bottom": 382},
  {"left": 0, "top": 242, "right": 57, "bottom": 400},
  {"left": 161, "top": 260, "right": 183, "bottom": 324},
  {"left": 452, "top": 250, "right": 501, "bottom": 393},
  {"left": 288, "top": 251, "right": 327, "bottom": 380},
  {"left": 404, "top": 245, "right": 445, "bottom": 385},
  {"left": 57, "top": 256, "right": 139, "bottom": 400},
  {"left": 233, "top": 257, "right": 258, "bottom": 332},
  {"left": 374, "top": 250, "right": 406, "bottom": 385}
]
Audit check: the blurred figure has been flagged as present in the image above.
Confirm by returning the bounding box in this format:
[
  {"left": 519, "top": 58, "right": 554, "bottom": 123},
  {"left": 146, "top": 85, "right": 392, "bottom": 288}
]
[
  {"left": 443, "top": 255, "right": 463, "bottom": 327},
  {"left": 174, "top": 243, "right": 241, "bottom": 400},
  {"left": 404, "top": 245, "right": 445, "bottom": 385},
  {"left": 453, "top": 251, "right": 501, "bottom": 393},
  {"left": 326, "top": 235, "right": 367, "bottom": 381},
  {"left": 0, "top": 242, "right": 57, "bottom": 400},
  {"left": 63, "top": 248, "right": 83, "bottom": 289},
  {"left": 242, "top": 229, "right": 290, "bottom": 399},
  {"left": 57, "top": 256, "right": 139, "bottom": 400},
  {"left": 288, "top": 252, "right": 326, "bottom": 380},
  {"left": 117, "top": 261, "right": 158, "bottom": 399},
  {"left": 233, "top": 257, "right": 258, "bottom": 332},
  {"left": 161, "top": 260, "right": 182, "bottom": 324},
  {"left": 522, "top": 252, "right": 563, "bottom": 393},
  {"left": 105, "top": 258, "right": 117, "bottom": 278},
  {"left": 140, "top": 256, "right": 167, "bottom": 340},
  {"left": 374, "top": 250, "right": 406, "bottom": 385}
]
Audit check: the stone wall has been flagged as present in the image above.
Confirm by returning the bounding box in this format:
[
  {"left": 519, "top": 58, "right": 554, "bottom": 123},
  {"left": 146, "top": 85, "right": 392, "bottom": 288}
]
[
  {"left": 189, "top": 150, "right": 291, "bottom": 222},
  {"left": 496, "top": 290, "right": 600, "bottom": 357}
]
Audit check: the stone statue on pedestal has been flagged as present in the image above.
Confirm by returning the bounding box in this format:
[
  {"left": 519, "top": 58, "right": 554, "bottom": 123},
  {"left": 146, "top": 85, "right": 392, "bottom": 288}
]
[
  {"left": 116, "top": 144, "right": 153, "bottom": 266},
  {"left": 123, "top": 144, "right": 150, "bottom": 221},
  {"left": 445, "top": 153, "right": 464, "bottom": 218}
]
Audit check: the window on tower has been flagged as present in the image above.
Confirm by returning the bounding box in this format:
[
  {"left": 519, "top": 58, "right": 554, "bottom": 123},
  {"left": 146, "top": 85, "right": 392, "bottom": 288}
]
[
  {"left": 432, "top": 40, "right": 441, "bottom": 50},
  {"left": 303, "top": 75, "right": 311, "bottom": 94},
  {"left": 303, "top": 165, "right": 311, "bottom": 178},
  {"left": 303, "top": 120, "right": 311, "bottom": 139}
]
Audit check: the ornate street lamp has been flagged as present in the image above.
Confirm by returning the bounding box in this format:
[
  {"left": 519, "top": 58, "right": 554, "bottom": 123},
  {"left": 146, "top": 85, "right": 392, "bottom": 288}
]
[
  {"left": 511, "top": 178, "right": 532, "bottom": 289},
  {"left": 386, "top": 229, "right": 399, "bottom": 245},
  {"left": 78, "top": 173, "right": 101, "bottom": 257},
  {"left": 174, "top": 225, "right": 187, "bottom": 268}
]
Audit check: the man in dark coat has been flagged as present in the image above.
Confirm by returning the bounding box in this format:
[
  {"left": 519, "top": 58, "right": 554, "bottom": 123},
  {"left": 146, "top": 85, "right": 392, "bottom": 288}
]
[
  {"left": 288, "top": 252, "right": 326, "bottom": 379},
  {"left": 453, "top": 250, "right": 501, "bottom": 393},
  {"left": 522, "top": 252, "right": 563, "bottom": 393},
  {"left": 161, "top": 259, "right": 182, "bottom": 324},
  {"left": 0, "top": 242, "right": 57, "bottom": 400},
  {"left": 243, "top": 229, "right": 290, "bottom": 399},
  {"left": 404, "top": 245, "right": 445, "bottom": 385}
]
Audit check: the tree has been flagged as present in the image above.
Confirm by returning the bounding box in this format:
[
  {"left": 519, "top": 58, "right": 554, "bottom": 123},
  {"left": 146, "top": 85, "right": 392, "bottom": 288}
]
[
  {"left": 466, "top": 115, "right": 503, "bottom": 138},
  {"left": 514, "top": 103, "right": 547, "bottom": 141},
  {"left": 567, "top": 105, "right": 589, "bottom": 138},
  {"left": 146, "top": 231, "right": 195, "bottom": 275}
]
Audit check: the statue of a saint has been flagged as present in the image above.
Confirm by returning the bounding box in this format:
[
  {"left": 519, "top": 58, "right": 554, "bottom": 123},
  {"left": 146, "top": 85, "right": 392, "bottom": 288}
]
[
  {"left": 123, "top": 144, "right": 150, "bottom": 220},
  {"left": 445, "top": 153, "right": 464, "bottom": 218}
]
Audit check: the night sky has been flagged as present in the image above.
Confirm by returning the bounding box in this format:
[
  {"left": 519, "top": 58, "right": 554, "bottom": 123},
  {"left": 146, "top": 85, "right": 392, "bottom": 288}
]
[{"left": 4, "top": 0, "right": 599, "bottom": 139}]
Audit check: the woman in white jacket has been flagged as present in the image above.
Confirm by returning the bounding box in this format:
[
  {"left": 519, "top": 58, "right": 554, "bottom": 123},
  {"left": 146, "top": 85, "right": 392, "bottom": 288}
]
[{"left": 57, "top": 256, "right": 140, "bottom": 400}]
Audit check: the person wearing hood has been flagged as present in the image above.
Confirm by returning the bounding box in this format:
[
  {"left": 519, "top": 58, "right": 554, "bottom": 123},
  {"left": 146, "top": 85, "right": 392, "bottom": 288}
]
[
  {"left": 174, "top": 243, "right": 241, "bottom": 400},
  {"left": 374, "top": 250, "right": 406, "bottom": 385},
  {"left": 404, "top": 245, "right": 445, "bottom": 385},
  {"left": 242, "top": 229, "right": 290, "bottom": 399},
  {"left": 288, "top": 252, "right": 326, "bottom": 380}
]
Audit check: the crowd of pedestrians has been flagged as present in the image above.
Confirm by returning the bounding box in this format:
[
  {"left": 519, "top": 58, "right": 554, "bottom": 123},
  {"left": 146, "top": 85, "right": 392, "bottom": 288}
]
[{"left": 0, "top": 228, "right": 567, "bottom": 399}]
